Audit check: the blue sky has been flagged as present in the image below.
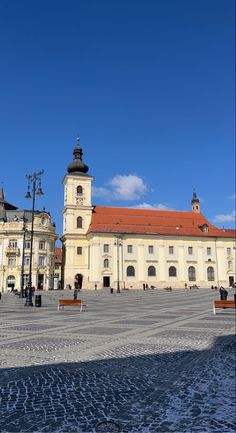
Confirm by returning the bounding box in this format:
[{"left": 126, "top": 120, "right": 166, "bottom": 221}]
[{"left": 0, "top": 0, "right": 235, "bottom": 241}]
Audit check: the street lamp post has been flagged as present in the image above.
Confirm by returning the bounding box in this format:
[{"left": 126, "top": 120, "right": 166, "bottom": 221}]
[
  {"left": 24, "top": 170, "right": 44, "bottom": 307},
  {"left": 20, "top": 213, "right": 27, "bottom": 298},
  {"left": 114, "top": 235, "right": 122, "bottom": 293}
]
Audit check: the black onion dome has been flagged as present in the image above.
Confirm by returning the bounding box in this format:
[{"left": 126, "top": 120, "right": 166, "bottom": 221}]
[
  {"left": 67, "top": 137, "right": 89, "bottom": 174},
  {"left": 191, "top": 191, "right": 200, "bottom": 203}
]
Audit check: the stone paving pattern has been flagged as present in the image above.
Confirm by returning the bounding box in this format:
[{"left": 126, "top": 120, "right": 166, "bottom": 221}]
[{"left": 0, "top": 288, "right": 235, "bottom": 432}]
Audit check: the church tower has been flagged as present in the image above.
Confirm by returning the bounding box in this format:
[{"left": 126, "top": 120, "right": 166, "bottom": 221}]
[
  {"left": 61, "top": 138, "right": 93, "bottom": 289},
  {"left": 191, "top": 191, "right": 201, "bottom": 213}
]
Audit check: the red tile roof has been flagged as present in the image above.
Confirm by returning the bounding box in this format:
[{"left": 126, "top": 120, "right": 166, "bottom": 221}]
[
  {"left": 55, "top": 247, "right": 62, "bottom": 263},
  {"left": 87, "top": 206, "right": 235, "bottom": 238}
]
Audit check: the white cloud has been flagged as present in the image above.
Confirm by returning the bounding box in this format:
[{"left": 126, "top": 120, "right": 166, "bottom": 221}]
[
  {"left": 93, "top": 174, "right": 148, "bottom": 201},
  {"left": 135, "top": 202, "right": 172, "bottom": 210},
  {"left": 109, "top": 175, "right": 147, "bottom": 200},
  {"left": 92, "top": 186, "right": 112, "bottom": 199},
  {"left": 213, "top": 210, "right": 236, "bottom": 223}
]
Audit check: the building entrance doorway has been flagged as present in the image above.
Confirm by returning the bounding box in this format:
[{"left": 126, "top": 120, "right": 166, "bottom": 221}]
[
  {"left": 7, "top": 275, "right": 15, "bottom": 292},
  {"left": 229, "top": 276, "right": 234, "bottom": 287},
  {"left": 37, "top": 274, "right": 44, "bottom": 290},
  {"left": 103, "top": 276, "right": 110, "bottom": 287},
  {"left": 75, "top": 273, "right": 83, "bottom": 290}
]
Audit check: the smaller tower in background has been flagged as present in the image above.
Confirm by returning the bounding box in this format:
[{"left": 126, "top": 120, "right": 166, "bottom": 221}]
[{"left": 191, "top": 191, "right": 200, "bottom": 213}]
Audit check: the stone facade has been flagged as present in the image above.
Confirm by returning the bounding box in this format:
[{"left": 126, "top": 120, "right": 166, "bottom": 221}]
[
  {"left": 61, "top": 140, "right": 236, "bottom": 290},
  {"left": 0, "top": 205, "right": 57, "bottom": 293}
]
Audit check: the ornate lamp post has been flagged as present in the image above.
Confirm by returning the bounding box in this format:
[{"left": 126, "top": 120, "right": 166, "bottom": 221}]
[
  {"left": 114, "top": 235, "right": 122, "bottom": 293},
  {"left": 24, "top": 170, "right": 44, "bottom": 306},
  {"left": 20, "top": 213, "right": 28, "bottom": 298}
]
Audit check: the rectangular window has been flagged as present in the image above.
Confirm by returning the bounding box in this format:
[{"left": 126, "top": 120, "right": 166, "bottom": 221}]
[
  {"left": 207, "top": 247, "right": 211, "bottom": 256},
  {"left": 169, "top": 246, "right": 174, "bottom": 254},
  {"left": 38, "top": 256, "right": 45, "bottom": 266},
  {"left": 9, "top": 240, "right": 17, "bottom": 248},
  {"left": 148, "top": 245, "right": 154, "bottom": 254},
  {"left": 103, "top": 244, "right": 109, "bottom": 253},
  {"left": 24, "top": 240, "right": 31, "bottom": 249},
  {"left": 127, "top": 245, "right": 133, "bottom": 253},
  {"left": 39, "top": 241, "right": 46, "bottom": 250},
  {"left": 227, "top": 248, "right": 231, "bottom": 256},
  {"left": 8, "top": 257, "right": 16, "bottom": 266},
  {"left": 188, "top": 247, "right": 193, "bottom": 255},
  {"left": 24, "top": 256, "right": 30, "bottom": 265},
  {"left": 77, "top": 246, "right": 82, "bottom": 255}
]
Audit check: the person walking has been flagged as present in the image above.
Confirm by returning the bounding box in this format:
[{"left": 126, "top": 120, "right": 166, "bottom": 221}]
[{"left": 219, "top": 286, "right": 228, "bottom": 300}]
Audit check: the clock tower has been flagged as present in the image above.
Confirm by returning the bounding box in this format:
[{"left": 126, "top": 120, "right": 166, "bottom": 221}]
[{"left": 61, "top": 138, "right": 93, "bottom": 289}]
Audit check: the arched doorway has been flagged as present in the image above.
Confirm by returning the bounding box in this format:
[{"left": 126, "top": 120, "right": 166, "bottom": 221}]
[
  {"left": 75, "top": 273, "right": 83, "bottom": 290},
  {"left": 7, "top": 275, "right": 15, "bottom": 291}
]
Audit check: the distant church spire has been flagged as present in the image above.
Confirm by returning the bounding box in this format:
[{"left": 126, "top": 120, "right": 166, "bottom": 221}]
[
  {"left": 191, "top": 190, "right": 200, "bottom": 213},
  {"left": 0, "top": 187, "right": 4, "bottom": 200},
  {"left": 67, "top": 137, "right": 89, "bottom": 174}
]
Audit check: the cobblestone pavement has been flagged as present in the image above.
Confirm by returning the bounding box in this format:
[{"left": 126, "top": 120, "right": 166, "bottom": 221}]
[{"left": 0, "top": 288, "right": 235, "bottom": 433}]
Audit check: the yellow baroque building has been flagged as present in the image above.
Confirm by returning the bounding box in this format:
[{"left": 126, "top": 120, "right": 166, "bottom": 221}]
[
  {"left": 0, "top": 190, "right": 57, "bottom": 292},
  {"left": 61, "top": 139, "right": 236, "bottom": 290}
]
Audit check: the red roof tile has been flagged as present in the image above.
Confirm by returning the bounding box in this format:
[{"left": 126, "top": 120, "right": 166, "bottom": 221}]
[
  {"left": 87, "top": 206, "right": 235, "bottom": 238},
  {"left": 55, "top": 247, "right": 62, "bottom": 263}
]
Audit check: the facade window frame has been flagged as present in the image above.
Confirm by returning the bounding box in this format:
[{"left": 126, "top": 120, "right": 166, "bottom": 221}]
[
  {"left": 77, "top": 216, "right": 83, "bottom": 228},
  {"left": 103, "top": 244, "right": 109, "bottom": 253},
  {"left": 188, "top": 266, "right": 196, "bottom": 281},
  {"left": 207, "top": 266, "right": 215, "bottom": 281},
  {"left": 169, "top": 266, "right": 177, "bottom": 277},
  {"left": 127, "top": 265, "right": 135, "bottom": 277},
  {"left": 38, "top": 256, "right": 45, "bottom": 267},
  {"left": 148, "top": 265, "right": 156, "bottom": 276},
  {"left": 127, "top": 245, "right": 133, "bottom": 254},
  {"left": 104, "top": 258, "right": 109, "bottom": 268},
  {"left": 77, "top": 246, "right": 82, "bottom": 255}
]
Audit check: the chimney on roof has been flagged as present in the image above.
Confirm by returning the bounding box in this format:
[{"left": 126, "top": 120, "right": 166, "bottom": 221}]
[{"left": 191, "top": 191, "right": 200, "bottom": 213}]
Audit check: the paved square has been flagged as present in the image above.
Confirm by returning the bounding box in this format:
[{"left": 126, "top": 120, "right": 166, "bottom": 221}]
[{"left": 0, "top": 288, "right": 235, "bottom": 432}]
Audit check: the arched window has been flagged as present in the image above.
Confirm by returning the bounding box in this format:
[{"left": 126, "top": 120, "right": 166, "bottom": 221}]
[
  {"left": 148, "top": 266, "right": 156, "bottom": 276},
  {"left": 77, "top": 185, "right": 83, "bottom": 195},
  {"left": 169, "top": 266, "right": 177, "bottom": 277},
  {"left": 77, "top": 216, "right": 82, "bottom": 228},
  {"left": 188, "top": 266, "right": 196, "bottom": 281},
  {"left": 207, "top": 266, "right": 215, "bottom": 281},
  {"left": 104, "top": 259, "right": 109, "bottom": 268},
  {"left": 127, "top": 266, "right": 135, "bottom": 277}
]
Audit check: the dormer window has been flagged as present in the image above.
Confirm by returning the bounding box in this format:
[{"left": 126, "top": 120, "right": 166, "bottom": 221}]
[{"left": 200, "top": 224, "right": 209, "bottom": 232}]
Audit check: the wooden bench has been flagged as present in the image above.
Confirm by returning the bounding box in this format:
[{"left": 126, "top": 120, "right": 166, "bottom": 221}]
[
  {"left": 213, "top": 300, "right": 236, "bottom": 315},
  {"left": 57, "top": 299, "right": 87, "bottom": 312}
]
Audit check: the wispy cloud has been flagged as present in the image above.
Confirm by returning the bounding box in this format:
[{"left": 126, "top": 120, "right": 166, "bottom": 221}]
[
  {"left": 93, "top": 174, "right": 148, "bottom": 201},
  {"left": 228, "top": 194, "right": 236, "bottom": 200},
  {"left": 135, "top": 202, "right": 172, "bottom": 210},
  {"left": 213, "top": 210, "right": 236, "bottom": 223}
]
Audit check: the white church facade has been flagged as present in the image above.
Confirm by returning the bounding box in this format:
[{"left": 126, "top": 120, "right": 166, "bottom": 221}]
[{"left": 61, "top": 139, "right": 236, "bottom": 290}]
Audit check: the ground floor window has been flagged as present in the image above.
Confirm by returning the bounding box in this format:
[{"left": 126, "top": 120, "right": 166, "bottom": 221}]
[
  {"left": 207, "top": 266, "right": 215, "bottom": 281},
  {"left": 127, "top": 266, "right": 135, "bottom": 277},
  {"left": 188, "top": 266, "right": 196, "bottom": 281},
  {"left": 148, "top": 266, "right": 156, "bottom": 276},
  {"left": 169, "top": 266, "right": 177, "bottom": 277}
]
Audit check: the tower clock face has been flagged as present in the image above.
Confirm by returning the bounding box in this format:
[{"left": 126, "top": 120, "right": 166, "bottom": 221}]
[{"left": 76, "top": 197, "right": 83, "bottom": 206}]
